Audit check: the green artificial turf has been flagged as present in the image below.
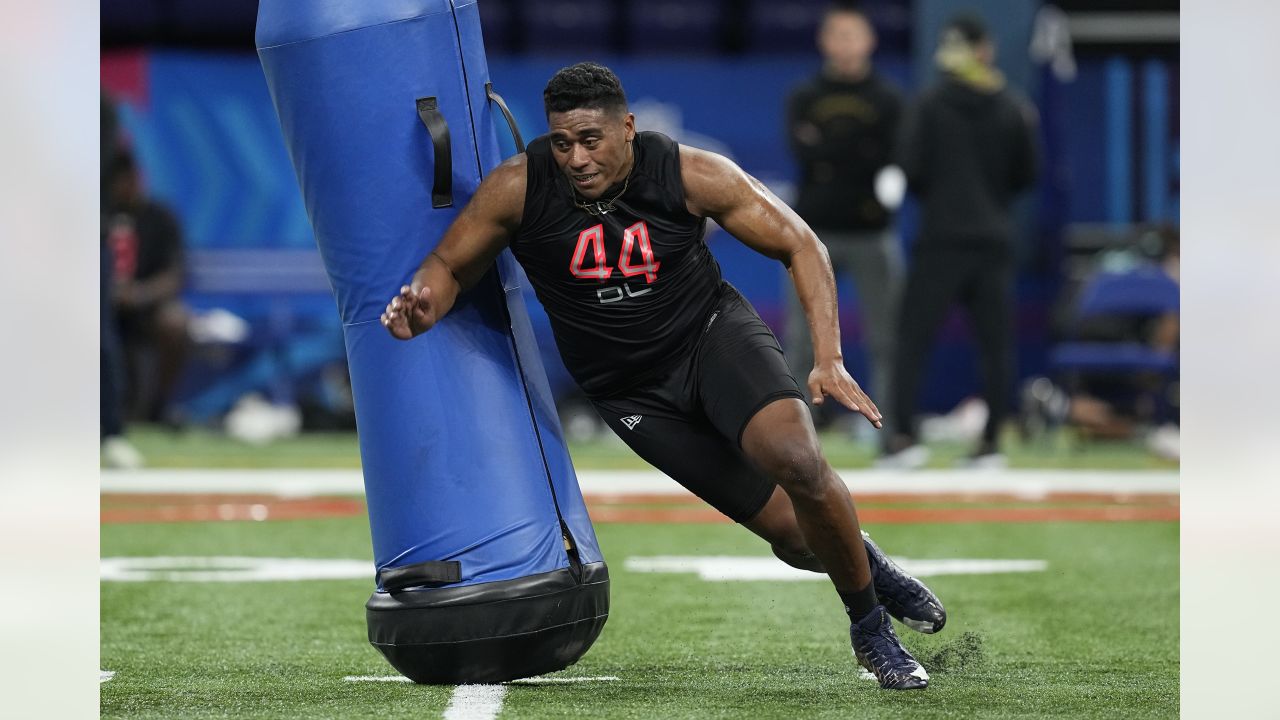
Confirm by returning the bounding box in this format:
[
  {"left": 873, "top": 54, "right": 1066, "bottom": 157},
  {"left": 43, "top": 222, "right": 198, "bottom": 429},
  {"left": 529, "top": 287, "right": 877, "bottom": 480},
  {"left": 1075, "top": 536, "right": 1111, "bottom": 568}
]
[
  {"left": 117, "top": 425, "right": 1174, "bottom": 471},
  {"left": 101, "top": 519, "right": 1178, "bottom": 718}
]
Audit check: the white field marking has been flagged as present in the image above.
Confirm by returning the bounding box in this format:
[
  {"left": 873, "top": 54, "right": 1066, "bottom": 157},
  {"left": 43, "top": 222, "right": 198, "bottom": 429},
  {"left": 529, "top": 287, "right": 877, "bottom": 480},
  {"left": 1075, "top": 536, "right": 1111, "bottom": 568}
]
[
  {"left": 600, "top": 469, "right": 1177, "bottom": 497},
  {"left": 100, "top": 468, "right": 1178, "bottom": 498},
  {"left": 508, "top": 676, "right": 619, "bottom": 685},
  {"left": 100, "top": 469, "right": 365, "bottom": 497},
  {"left": 624, "top": 555, "right": 1048, "bottom": 582},
  {"left": 100, "top": 556, "right": 370, "bottom": 582},
  {"left": 100, "top": 670, "right": 115, "bottom": 683},
  {"left": 443, "top": 685, "right": 507, "bottom": 720},
  {"left": 342, "top": 675, "right": 619, "bottom": 685}
]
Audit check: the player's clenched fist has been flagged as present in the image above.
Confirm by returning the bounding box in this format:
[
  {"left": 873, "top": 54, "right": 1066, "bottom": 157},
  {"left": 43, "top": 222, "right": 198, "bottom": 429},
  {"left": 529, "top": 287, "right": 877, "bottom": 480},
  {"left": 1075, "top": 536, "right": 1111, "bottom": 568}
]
[{"left": 381, "top": 284, "right": 437, "bottom": 340}]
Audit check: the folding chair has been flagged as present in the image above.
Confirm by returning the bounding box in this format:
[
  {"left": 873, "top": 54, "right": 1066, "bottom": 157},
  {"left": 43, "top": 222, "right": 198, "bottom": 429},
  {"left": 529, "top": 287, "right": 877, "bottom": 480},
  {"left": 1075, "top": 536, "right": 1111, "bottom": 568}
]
[{"left": 1048, "top": 263, "right": 1179, "bottom": 438}]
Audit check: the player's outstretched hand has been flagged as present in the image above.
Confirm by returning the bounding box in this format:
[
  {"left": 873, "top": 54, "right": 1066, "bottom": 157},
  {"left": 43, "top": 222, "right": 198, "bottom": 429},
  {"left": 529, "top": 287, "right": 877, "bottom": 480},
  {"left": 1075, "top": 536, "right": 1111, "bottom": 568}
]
[
  {"left": 809, "top": 360, "right": 883, "bottom": 429},
  {"left": 381, "top": 285, "right": 437, "bottom": 340}
]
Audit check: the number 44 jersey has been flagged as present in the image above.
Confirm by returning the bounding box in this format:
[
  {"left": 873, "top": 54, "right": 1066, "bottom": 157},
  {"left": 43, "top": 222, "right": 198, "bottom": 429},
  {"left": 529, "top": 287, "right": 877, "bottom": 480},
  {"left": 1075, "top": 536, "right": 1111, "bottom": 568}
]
[{"left": 512, "top": 131, "right": 725, "bottom": 398}]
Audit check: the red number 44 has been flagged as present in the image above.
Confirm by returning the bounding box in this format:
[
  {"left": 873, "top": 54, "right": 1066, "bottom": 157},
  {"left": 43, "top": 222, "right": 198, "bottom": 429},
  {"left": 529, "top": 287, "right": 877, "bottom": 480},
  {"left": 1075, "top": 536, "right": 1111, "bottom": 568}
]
[{"left": 569, "top": 222, "right": 661, "bottom": 283}]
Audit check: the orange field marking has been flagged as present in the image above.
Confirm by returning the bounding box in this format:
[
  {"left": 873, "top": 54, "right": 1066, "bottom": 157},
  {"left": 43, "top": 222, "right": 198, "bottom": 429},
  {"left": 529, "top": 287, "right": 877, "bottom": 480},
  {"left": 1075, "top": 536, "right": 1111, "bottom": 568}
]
[
  {"left": 584, "top": 504, "right": 1179, "bottom": 524},
  {"left": 588, "top": 491, "right": 1178, "bottom": 506},
  {"left": 101, "top": 494, "right": 365, "bottom": 523},
  {"left": 101, "top": 491, "right": 1178, "bottom": 524}
]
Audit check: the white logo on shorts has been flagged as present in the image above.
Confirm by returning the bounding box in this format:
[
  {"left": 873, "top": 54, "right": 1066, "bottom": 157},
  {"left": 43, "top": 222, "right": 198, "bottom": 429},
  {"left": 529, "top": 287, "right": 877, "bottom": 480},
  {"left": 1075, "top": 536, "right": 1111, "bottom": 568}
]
[{"left": 621, "top": 415, "right": 643, "bottom": 430}]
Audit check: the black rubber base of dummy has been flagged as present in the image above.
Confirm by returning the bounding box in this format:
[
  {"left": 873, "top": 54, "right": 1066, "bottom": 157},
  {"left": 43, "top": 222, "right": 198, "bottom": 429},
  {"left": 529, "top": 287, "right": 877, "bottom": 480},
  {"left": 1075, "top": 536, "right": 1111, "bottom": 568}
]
[{"left": 367, "top": 562, "right": 609, "bottom": 684}]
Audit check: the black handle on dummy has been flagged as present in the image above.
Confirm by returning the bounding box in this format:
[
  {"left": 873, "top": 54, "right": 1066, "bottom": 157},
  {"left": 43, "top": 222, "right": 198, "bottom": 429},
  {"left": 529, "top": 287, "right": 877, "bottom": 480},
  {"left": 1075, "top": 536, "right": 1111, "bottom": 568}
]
[
  {"left": 485, "top": 82, "right": 525, "bottom": 154},
  {"left": 415, "top": 97, "right": 453, "bottom": 208},
  {"left": 378, "top": 559, "right": 462, "bottom": 592}
]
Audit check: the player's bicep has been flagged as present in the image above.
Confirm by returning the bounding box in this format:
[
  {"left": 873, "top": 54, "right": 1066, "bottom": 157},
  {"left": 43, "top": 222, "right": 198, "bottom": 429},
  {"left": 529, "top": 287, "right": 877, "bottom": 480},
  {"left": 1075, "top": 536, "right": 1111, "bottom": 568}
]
[
  {"left": 432, "top": 156, "right": 526, "bottom": 288},
  {"left": 681, "top": 145, "right": 811, "bottom": 263}
]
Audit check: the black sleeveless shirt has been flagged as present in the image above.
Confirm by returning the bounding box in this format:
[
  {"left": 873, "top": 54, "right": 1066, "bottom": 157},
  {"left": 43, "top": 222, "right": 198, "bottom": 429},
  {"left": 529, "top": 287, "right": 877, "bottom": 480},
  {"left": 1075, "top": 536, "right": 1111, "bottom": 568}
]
[{"left": 512, "top": 131, "right": 723, "bottom": 397}]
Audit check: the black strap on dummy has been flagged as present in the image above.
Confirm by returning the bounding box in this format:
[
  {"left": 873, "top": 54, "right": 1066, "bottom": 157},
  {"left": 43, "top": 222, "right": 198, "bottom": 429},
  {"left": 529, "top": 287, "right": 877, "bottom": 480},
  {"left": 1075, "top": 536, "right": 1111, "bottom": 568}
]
[
  {"left": 379, "top": 560, "right": 462, "bottom": 591},
  {"left": 485, "top": 83, "right": 525, "bottom": 154},
  {"left": 415, "top": 97, "right": 453, "bottom": 208}
]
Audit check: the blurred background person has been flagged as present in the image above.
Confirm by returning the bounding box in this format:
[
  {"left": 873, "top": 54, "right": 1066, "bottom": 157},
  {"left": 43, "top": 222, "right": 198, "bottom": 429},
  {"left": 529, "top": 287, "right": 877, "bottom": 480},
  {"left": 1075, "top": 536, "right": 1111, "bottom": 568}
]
[
  {"left": 881, "top": 13, "right": 1039, "bottom": 469},
  {"left": 1024, "top": 225, "right": 1180, "bottom": 459},
  {"left": 101, "top": 93, "right": 143, "bottom": 468},
  {"left": 784, "top": 2, "right": 905, "bottom": 442},
  {"left": 106, "top": 149, "right": 191, "bottom": 429}
]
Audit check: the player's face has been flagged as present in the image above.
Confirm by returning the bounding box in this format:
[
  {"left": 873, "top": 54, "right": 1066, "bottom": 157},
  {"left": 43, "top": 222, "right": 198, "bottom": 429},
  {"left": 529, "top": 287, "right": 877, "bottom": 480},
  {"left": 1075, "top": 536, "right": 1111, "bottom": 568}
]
[{"left": 546, "top": 107, "right": 636, "bottom": 200}]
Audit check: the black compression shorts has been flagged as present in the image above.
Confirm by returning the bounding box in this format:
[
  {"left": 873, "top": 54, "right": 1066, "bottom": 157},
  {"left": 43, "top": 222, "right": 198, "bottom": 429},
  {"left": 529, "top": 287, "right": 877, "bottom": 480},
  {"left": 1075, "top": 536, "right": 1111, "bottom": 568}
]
[{"left": 590, "top": 284, "right": 805, "bottom": 523}]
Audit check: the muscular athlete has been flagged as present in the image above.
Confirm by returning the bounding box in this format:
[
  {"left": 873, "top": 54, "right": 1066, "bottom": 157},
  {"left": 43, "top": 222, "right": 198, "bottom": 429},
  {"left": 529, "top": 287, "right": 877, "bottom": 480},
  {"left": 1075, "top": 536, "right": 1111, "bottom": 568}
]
[{"left": 382, "top": 63, "right": 942, "bottom": 690}]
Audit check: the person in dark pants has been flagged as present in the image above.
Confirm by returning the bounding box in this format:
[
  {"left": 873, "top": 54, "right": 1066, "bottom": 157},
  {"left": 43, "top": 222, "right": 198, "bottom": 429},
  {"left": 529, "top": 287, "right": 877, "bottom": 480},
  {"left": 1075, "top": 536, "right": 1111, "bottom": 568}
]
[
  {"left": 106, "top": 150, "right": 191, "bottom": 427},
  {"left": 881, "top": 15, "right": 1039, "bottom": 469},
  {"left": 101, "top": 94, "right": 144, "bottom": 468},
  {"left": 784, "top": 4, "right": 905, "bottom": 438}
]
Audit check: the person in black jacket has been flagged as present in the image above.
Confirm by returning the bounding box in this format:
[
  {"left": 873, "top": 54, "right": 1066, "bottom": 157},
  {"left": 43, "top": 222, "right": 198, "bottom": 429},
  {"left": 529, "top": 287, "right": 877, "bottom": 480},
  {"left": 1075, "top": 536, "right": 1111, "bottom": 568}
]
[
  {"left": 881, "top": 14, "right": 1039, "bottom": 469},
  {"left": 101, "top": 94, "right": 145, "bottom": 468},
  {"left": 784, "top": 5, "right": 905, "bottom": 438},
  {"left": 106, "top": 150, "right": 191, "bottom": 427}
]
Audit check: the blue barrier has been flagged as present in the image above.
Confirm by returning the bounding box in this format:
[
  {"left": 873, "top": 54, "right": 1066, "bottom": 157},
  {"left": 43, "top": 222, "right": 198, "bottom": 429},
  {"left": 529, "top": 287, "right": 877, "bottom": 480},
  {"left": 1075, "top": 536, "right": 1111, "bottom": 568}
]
[{"left": 256, "top": 0, "right": 607, "bottom": 683}]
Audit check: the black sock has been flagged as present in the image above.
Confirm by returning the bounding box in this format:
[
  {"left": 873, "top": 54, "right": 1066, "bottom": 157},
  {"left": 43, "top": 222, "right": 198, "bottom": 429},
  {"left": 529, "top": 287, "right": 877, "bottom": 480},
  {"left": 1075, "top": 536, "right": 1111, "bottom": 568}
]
[{"left": 839, "top": 581, "right": 879, "bottom": 622}]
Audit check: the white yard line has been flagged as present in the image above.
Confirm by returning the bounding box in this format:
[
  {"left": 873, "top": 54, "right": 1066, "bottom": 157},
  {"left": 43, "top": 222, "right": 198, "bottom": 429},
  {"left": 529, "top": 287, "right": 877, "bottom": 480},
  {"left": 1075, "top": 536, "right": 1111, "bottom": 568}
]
[
  {"left": 102, "top": 556, "right": 372, "bottom": 582},
  {"left": 625, "top": 556, "right": 1048, "bottom": 581},
  {"left": 100, "top": 469, "right": 364, "bottom": 497},
  {"left": 443, "top": 685, "right": 507, "bottom": 720},
  {"left": 508, "top": 676, "right": 619, "bottom": 684},
  {"left": 335, "top": 677, "right": 620, "bottom": 720},
  {"left": 101, "top": 468, "right": 1178, "bottom": 497},
  {"left": 342, "top": 675, "right": 619, "bottom": 685}
]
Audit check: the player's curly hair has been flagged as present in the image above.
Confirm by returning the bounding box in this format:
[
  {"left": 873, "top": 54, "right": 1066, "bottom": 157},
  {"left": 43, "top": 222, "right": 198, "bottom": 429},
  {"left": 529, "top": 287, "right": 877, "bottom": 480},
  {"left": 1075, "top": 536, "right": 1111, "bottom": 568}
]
[{"left": 543, "top": 62, "right": 628, "bottom": 117}]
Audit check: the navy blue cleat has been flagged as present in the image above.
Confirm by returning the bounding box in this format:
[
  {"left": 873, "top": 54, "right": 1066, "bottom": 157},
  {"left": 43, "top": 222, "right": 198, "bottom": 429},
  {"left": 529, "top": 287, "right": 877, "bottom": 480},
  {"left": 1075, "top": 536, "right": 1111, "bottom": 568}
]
[
  {"left": 850, "top": 605, "right": 929, "bottom": 690},
  {"left": 863, "top": 531, "right": 947, "bottom": 634}
]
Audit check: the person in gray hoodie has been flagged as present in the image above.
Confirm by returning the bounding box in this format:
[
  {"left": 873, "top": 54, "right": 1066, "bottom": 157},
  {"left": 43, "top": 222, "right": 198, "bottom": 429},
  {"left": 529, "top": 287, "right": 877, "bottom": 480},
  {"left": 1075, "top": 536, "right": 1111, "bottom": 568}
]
[{"left": 881, "top": 14, "right": 1039, "bottom": 469}]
